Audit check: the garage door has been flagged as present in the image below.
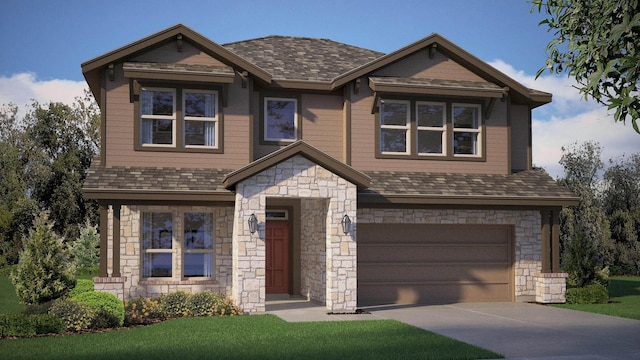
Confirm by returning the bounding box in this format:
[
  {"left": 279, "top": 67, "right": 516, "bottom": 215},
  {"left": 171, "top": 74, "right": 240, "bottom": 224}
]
[{"left": 358, "top": 224, "right": 513, "bottom": 306}]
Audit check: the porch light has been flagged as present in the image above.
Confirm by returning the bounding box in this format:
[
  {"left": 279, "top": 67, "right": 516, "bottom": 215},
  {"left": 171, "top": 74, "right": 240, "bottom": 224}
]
[
  {"left": 248, "top": 213, "right": 258, "bottom": 234},
  {"left": 341, "top": 214, "right": 351, "bottom": 234}
]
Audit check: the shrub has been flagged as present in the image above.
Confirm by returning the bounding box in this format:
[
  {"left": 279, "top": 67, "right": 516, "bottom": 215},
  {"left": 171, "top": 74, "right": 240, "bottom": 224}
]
[
  {"left": 124, "top": 296, "right": 164, "bottom": 326},
  {"left": 0, "top": 313, "right": 65, "bottom": 338},
  {"left": 76, "top": 267, "right": 99, "bottom": 276},
  {"left": 216, "top": 296, "right": 242, "bottom": 316},
  {"left": 48, "top": 298, "right": 95, "bottom": 332},
  {"left": 73, "top": 291, "right": 125, "bottom": 327},
  {"left": 10, "top": 212, "right": 76, "bottom": 305},
  {"left": 21, "top": 301, "right": 53, "bottom": 315},
  {"left": 565, "top": 283, "right": 609, "bottom": 304},
  {"left": 158, "top": 291, "right": 191, "bottom": 318},
  {"left": 187, "top": 291, "right": 221, "bottom": 317},
  {"left": 68, "top": 279, "right": 94, "bottom": 298}
]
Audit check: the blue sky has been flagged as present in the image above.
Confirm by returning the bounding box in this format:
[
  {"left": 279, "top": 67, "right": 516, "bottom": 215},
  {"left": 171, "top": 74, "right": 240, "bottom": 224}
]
[{"left": 1, "top": 0, "right": 637, "bottom": 177}]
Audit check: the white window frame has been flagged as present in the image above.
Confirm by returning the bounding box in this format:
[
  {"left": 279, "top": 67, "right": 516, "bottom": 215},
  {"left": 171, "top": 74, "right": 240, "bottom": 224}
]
[
  {"left": 183, "top": 89, "right": 219, "bottom": 149},
  {"left": 140, "top": 87, "right": 176, "bottom": 148},
  {"left": 416, "top": 101, "right": 447, "bottom": 156},
  {"left": 182, "top": 212, "right": 215, "bottom": 279},
  {"left": 141, "top": 212, "right": 174, "bottom": 278},
  {"left": 264, "top": 97, "right": 298, "bottom": 142},
  {"left": 452, "top": 103, "right": 482, "bottom": 158},
  {"left": 380, "top": 100, "right": 411, "bottom": 155}
]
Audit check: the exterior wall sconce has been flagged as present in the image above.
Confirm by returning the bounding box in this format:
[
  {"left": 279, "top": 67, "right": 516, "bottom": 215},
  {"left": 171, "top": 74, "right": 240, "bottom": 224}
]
[
  {"left": 248, "top": 213, "right": 258, "bottom": 234},
  {"left": 341, "top": 214, "right": 352, "bottom": 234}
]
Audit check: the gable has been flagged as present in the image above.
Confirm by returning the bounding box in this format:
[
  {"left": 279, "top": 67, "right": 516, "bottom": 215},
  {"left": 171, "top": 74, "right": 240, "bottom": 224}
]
[
  {"left": 372, "top": 48, "right": 485, "bottom": 83},
  {"left": 131, "top": 40, "right": 227, "bottom": 67}
]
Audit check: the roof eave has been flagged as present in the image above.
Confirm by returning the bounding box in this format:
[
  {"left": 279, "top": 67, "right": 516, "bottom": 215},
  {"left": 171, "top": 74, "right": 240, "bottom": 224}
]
[
  {"left": 358, "top": 193, "right": 580, "bottom": 207},
  {"left": 83, "top": 188, "right": 235, "bottom": 202}
]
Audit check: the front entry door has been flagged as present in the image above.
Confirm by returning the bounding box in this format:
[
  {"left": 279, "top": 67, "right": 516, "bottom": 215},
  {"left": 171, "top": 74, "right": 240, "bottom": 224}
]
[{"left": 265, "top": 222, "right": 289, "bottom": 294}]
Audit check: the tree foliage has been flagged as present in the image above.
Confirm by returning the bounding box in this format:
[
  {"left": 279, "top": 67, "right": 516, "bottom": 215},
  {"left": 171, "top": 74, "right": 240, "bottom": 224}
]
[
  {"left": 71, "top": 222, "right": 100, "bottom": 268},
  {"left": 0, "top": 92, "right": 100, "bottom": 267},
  {"left": 558, "top": 141, "right": 640, "bottom": 279},
  {"left": 532, "top": 0, "right": 640, "bottom": 132},
  {"left": 11, "top": 212, "right": 76, "bottom": 305}
]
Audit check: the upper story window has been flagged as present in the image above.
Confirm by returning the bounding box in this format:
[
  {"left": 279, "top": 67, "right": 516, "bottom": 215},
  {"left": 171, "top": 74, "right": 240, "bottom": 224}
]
[
  {"left": 138, "top": 86, "right": 220, "bottom": 152},
  {"left": 264, "top": 97, "right": 298, "bottom": 142},
  {"left": 183, "top": 90, "right": 218, "bottom": 148},
  {"left": 452, "top": 104, "right": 481, "bottom": 156},
  {"left": 380, "top": 100, "right": 410, "bottom": 154},
  {"left": 377, "top": 99, "right": 483, "bottom": 159},
  {"left": 141, "top": 88, "right": 176, "bottom": 146}
]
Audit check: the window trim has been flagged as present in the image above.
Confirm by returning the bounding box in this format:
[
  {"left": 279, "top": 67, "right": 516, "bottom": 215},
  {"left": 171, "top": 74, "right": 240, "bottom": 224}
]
[
  {"left": 375, "top": 96, "right": 485, "bottom": 161},
  {"left": 182, "top": 89, "right": 219, "bottom": 150},
  {"left": 261, "top": 95, "right": 301, "bottom": 144},
  {"left": 133, "top": 82, "right": 223, "bottom": 154},
  {"left": 141, "top": 210, "right": 216, "bottom": 281},
  {"left": 416, "top": 101, "right": 447, "bottom": 157},
  {"left": 451, "top": 102, "right": 482, "bottom": 158},
  {"left": 140, "top": 87, "right": 177, "bottom": 148},
  {"left": 379, "top": 99, "right": 411, "bottom": 155}
]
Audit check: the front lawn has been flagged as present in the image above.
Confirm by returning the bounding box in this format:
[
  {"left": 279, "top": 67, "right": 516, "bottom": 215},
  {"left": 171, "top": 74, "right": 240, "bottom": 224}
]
[
  {"left": 554, "top": 276, "right": 640, "bottom": 320},
  {"left": 0, "top": 276, "right": 24, "bottom": 314},
  {"left": 0, "top": 315, "right": 501, "bottom": 360}
]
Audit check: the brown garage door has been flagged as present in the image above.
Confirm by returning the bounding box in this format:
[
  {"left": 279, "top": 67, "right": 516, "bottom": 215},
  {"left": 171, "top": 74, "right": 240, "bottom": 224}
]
[{"left": 358, "top": 224, "right": 513, "bottom": 306}]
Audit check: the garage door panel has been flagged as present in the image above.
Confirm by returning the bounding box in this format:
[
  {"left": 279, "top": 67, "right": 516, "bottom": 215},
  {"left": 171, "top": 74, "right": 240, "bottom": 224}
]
[
  {"left": 358, "top": 264, "right": 511, "bottom": 282},
  {"left": 359, "top": 245, "right": 509, "bottom": 263},
  {"left": 358, "top": 224, "right": 513, "bottom": 306}
]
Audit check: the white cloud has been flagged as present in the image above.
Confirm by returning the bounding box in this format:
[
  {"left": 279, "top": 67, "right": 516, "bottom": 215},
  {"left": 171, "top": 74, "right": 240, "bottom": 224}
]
[
  {"left": 489, "top": 59, "right": 640, "bottom": 179},
  {"left": 0, "top": 73, "right": 87, "bottom": 110}
]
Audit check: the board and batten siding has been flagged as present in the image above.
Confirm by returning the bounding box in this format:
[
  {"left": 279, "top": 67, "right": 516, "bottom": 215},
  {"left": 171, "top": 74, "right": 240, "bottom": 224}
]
[{"left": 510, "top": 104, "right": 531, "bottom": 172}]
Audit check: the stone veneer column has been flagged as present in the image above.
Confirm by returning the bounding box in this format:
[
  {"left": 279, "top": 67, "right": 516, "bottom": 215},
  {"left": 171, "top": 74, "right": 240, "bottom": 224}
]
[
  {"left": 231, "top": 155, "right": 357, "bottom": 313},
  {"left": 535, "top": 272, "right": 568, "bottom": 303}
]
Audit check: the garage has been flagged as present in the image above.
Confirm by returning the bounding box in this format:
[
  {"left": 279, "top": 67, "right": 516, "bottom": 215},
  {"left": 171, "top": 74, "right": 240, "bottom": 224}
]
[{"left": 358, "top": 224, "right": 514, "bottom": 306}]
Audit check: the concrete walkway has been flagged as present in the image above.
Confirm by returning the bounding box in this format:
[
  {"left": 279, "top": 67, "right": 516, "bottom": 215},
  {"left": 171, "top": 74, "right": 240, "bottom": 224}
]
[{"left": 266, "top": 300, "right": 640, "bottom": 359}]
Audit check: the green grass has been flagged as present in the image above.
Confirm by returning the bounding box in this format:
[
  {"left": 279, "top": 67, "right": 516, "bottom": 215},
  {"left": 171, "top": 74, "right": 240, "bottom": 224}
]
[
  {"left": 554, "top": 276, "right": 640, "bottom": 320},
  {"left": 0, "top": 276, "right": 24, "bottom": 314},
  {"left": 0, "top": 315, "right": 501, "bottom": 360}
]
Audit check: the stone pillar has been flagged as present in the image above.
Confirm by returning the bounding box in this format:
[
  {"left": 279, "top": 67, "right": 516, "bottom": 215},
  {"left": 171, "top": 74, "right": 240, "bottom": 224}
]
[
  {"left": 93, "top": 276, "right": 127, "bottom": 302},
  {"left": 535, "top": 272, "right": 567, "bottom": 303}
]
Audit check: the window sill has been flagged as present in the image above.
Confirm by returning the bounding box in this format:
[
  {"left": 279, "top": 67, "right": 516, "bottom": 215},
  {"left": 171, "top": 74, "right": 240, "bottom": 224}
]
[
  {"left": 134, "top": 145, "right": 223, "bottom": 154},
  {"left": 376, "top": 153, "right": 485, "bottom": 161},
  {"left": 140, "top": 278, "right": 218, "bottom": 285}
]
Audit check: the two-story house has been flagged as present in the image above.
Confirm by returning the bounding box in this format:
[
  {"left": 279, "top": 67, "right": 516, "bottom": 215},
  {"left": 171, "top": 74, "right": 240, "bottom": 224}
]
[{"left": 82, "top": 24, "right": 578, "bottom": 313}]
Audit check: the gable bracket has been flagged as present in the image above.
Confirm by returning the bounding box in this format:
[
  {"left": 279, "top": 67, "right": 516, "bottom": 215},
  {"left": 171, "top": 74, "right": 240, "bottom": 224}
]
[
  {"left": 429, "top": 44, "right": 438, "bottom": 59},
  {"left": 371, "top": 92, "right": 380, "bottom": 114},
  {"left": 108, "top": 63, "right": 115, "bottom": 81},
  {"left": 176, "top": 34, "right": 183, "bottom": 52},
  {"left": 501, "top": 86, "right": 509, "bottom": 101},
  {"left": 238, "top": 70, "right": 248, "bottom": 88},
  {"left": 354, "top": 78, "right": 361, "bottom": 94}
]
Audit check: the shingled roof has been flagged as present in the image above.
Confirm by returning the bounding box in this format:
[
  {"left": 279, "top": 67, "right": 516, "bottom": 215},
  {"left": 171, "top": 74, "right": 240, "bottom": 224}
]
[
  {"left": 360, "top": 170, "right": 579, "bottom": 206},
  {"left": 222, "top": 36, "right": 383, "bottom": 82}
]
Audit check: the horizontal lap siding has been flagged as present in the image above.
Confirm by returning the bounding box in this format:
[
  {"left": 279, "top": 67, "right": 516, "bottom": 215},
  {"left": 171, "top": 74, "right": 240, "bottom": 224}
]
[
  {"left": 301, "top": 94, "right": 344, "bottom": 161},
  {"left": 358, "top": 224, "right": 513, "bottom": 305},
  {"left": 104, "top": 65, "right": 249, "bottom": 168},
  {"left": 372, "top": 50, "right": 485, "bottom": 82}
]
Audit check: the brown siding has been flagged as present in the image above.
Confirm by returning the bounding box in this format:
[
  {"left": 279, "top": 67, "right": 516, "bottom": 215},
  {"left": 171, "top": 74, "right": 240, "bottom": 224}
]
[
  {"left": 300, "top": 94, "right": 344, "bottom": 160},
  {"left": 373, "top": 49, "right": 486, "bottom": 82},
  {"left": 132, "top": 41, "right": 226, "bottom": 66},
  {"left": 510, "top": 104, "right": 530, "bottom": 172},
  {"left": 349, "top": 83, "right": 509, "bottom": 174},
  {"left": 104, "top": 64, "right": 250, "bottom": 169}
]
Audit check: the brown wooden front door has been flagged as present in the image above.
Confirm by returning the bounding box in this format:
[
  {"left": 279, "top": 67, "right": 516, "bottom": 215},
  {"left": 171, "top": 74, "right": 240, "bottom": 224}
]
[{"left": 266, "top": 222, "right": 289, "bottom": 294}]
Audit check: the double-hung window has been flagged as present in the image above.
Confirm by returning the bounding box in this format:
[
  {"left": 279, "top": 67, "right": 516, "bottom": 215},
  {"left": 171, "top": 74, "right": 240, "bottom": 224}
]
[
  {"left": 183, "top": 90, "right": 218, "bottom": 148},
  {"left": 416, "top": 102, "right": 446, "bottom": 156},
  {"left": 140, "top": 88, "right": 176, "bottom": 146},
  {"left": 183, "top": 212, "right": 214, "bottom": 278},
  {"left": 380, "top": 100, "right": 410, "bottom": 154},
  {"left": 142, "top": 211, "right": 215, "bottom": 279},
  {"left": 142, "top": 212, "right": 173, "bottom": 278},
  {"left": 264, "top": 97, "right": 298, "bottom": 142},
  {"left": 452, "top": 103, "right": 481, "bottom": 156},
  {"left": 139, "top": 86, "right": 219, "bottom": 150}
]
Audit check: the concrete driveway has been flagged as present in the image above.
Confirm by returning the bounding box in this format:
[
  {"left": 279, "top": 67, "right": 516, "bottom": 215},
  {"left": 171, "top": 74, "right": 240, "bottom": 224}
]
[{"left": 367, "top": 302, "right": 640, "bottom": 359}]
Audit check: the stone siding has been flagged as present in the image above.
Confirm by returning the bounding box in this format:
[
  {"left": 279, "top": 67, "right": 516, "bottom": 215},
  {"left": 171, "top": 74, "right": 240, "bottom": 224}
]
[
  {"left": 100, "top": 205, "right": 234, "bottom": 300},
  {"left": 232, "top": 155, "right": 358, "bottom": 313},
  {"left": 357, "top": 209, "right": 541, "bottom": 299},
  {"left": 535, "top": 272, "right": 567, "bottom": 303}
]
